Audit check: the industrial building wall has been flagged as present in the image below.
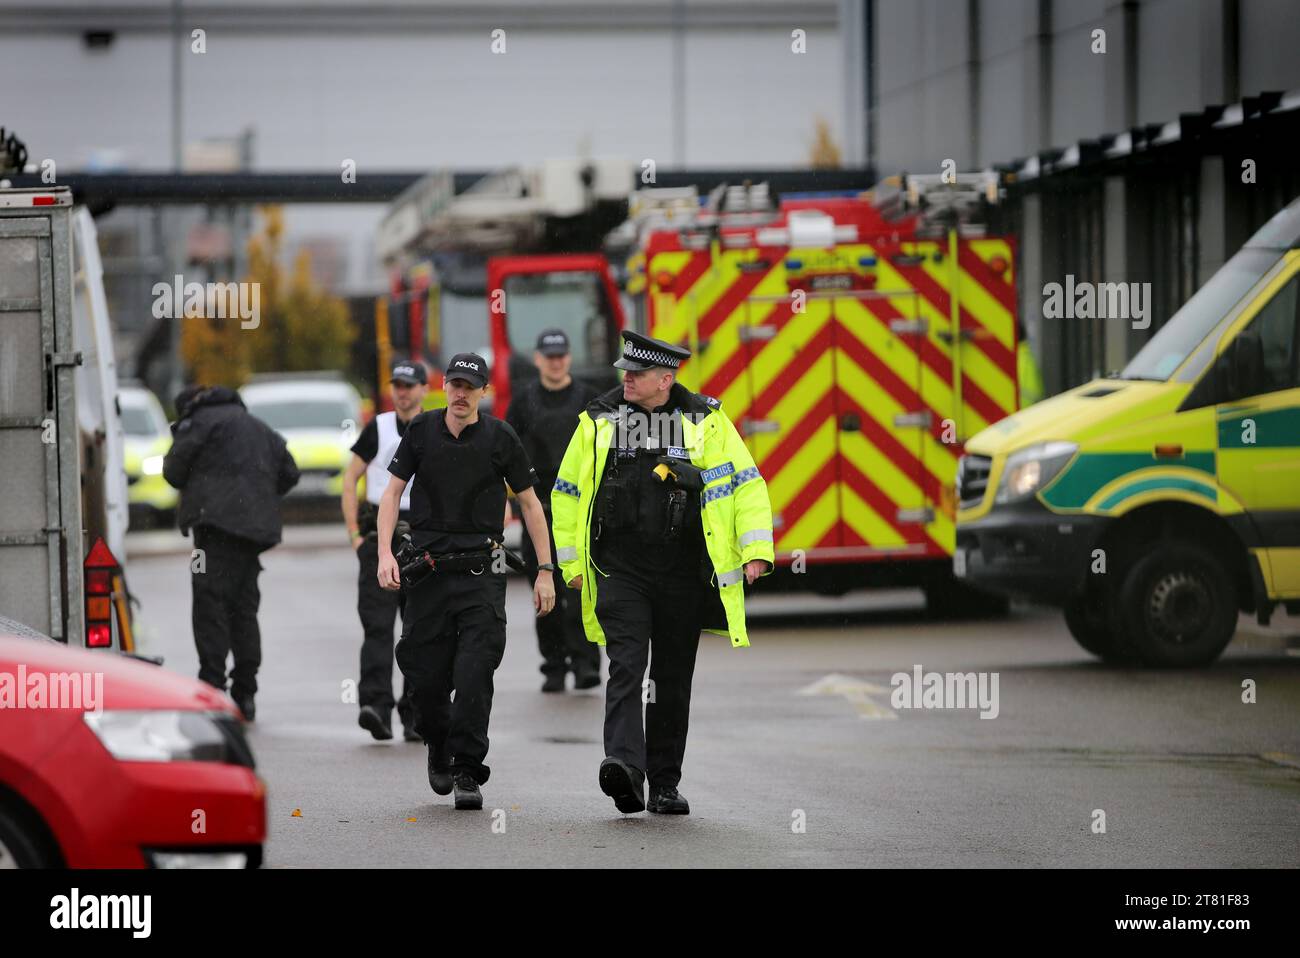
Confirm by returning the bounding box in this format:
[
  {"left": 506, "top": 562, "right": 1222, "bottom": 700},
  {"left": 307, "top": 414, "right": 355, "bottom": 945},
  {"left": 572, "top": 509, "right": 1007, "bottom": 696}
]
[
  {"left": 872, "top": 0, "right": 1300, "bottom": 396},
  {"left": 875, "top": 0, "right": 1300, "bottom": 174},
  {"left": 2, "top": 0, "right": 861, "bottom": 330},
  {"left": 2, "top": 0, "right": 853, "bottom": 172}
]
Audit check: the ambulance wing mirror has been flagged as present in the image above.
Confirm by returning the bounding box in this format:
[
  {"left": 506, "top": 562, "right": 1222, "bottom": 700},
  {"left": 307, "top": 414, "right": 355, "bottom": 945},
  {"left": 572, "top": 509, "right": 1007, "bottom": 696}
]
[{"left": 1217, "top": 330, "right": 1264, "bottom": 402}]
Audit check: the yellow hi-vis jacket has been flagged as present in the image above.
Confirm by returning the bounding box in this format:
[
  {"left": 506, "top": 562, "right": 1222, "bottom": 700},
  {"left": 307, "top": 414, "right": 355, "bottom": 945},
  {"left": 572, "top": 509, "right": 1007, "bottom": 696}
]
[{"left": 551, "top": 384, "right": 775, "bottom": 648}]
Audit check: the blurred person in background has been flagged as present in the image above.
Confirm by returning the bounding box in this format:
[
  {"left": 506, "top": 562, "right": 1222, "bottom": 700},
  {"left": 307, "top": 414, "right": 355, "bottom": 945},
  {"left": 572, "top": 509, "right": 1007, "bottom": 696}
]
[
  {"left": 163, "top": 384, "right": 300, "bottom": 721},
  {"left": 341, "top": 359, "right": 428, "bottom": 742},
  {"left": 505, "top": 328, "right": 602, "bottom": 693}
]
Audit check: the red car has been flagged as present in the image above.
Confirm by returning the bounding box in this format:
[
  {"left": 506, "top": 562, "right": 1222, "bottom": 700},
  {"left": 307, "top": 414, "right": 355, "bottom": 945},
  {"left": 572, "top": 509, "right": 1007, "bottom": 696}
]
[{"left": 0, "top": 616, "right": 265, "bottom": 868}]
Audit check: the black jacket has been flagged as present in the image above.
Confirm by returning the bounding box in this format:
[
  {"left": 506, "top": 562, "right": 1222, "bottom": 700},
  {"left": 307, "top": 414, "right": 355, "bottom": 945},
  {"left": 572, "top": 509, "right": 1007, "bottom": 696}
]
[{"left": 162, "top": 387, "right": 300, "bottom": 550}]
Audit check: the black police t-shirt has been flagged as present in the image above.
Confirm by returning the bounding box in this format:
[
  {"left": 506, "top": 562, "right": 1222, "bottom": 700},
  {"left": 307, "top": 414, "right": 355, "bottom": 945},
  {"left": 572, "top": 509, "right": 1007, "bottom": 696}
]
[
  {"left": 388, "top": 410, "right": 537, "bottom": 554},
  {"left": 505, "top": 378, "right": 597, "bottom": 503}
]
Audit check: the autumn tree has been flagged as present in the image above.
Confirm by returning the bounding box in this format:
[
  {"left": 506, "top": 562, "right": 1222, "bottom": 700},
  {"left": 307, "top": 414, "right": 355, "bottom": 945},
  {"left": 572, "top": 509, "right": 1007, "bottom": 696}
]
[
  {"left": 180, "top": 205, "right": 355, "bottom": 386},
  {"left": 809, "top": 116, "right": 842, "bottom": 169}
]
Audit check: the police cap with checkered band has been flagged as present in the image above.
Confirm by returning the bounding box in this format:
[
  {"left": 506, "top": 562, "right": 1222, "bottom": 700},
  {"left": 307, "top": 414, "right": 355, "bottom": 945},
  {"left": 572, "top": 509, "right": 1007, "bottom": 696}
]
[{"left": 612, "top": 330, "right": 691, "bottom": 372}]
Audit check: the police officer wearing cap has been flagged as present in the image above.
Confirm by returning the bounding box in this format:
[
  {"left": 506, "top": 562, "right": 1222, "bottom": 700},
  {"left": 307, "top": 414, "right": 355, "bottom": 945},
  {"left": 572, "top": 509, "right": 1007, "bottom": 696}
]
[
  {"left": 341, "top": 359, "right": 427, "bottom": 742},
  {"left": 505, "top": 328, "right": 601, "bottom": 693},
  {"left": 551, "top": 331, "right": 775, "bottom": 815},
  {"left": 377, "top": 352, "right": 557, "bottom": 810}
]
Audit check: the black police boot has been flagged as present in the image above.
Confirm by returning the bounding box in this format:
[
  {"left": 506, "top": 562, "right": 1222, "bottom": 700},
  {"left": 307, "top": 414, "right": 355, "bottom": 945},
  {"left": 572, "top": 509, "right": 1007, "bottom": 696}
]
[
  {"left": 427, "top": 745, "right": 453, "bottom": 796},
  {"left": 402, "top": 724, "right": 422, "bottom": 743},
  {"left": 572, "top": 667, "right": 601, "bottom": 690},
  {"left": 598, "top": 757, "right": 645, "bottom": 814},
  {"left": 233, "top": 695, "right": 255, "bottom": 723},
  {"left": 647, "top": 785, "right": 690, "bottom": 815},
  {"left": 541, "top": 672, "right": 566, "bottom": 693},
  {"left": 358, "top": 705, "right": 393, "bottom": 741},
  {"left": 452, "top": 772, "right": 483, "bottom": 810}
]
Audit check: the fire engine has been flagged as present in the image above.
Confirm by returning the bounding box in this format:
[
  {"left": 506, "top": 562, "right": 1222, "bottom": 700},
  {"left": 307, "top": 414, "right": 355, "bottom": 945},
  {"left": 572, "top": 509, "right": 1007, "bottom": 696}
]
[
  {"left": 374, "top": 158, "right": 632, "bottom": 414},
  {"left": 622, "top": 175, "right": 1022, "bottom": 609},
  {"left": 376, "top": 164, "right": 1022, "bottom": 610}
]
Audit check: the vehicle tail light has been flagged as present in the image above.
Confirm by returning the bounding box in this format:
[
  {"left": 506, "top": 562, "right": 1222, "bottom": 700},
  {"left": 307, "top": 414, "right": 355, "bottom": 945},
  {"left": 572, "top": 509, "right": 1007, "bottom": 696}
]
[{"left": 84, "top": 537, "right": 121, "bottom": 650}]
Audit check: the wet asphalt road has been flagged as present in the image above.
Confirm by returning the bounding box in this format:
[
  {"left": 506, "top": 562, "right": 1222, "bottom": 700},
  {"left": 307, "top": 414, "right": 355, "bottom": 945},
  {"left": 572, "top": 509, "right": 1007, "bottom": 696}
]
[{"left": 125, "top": 525, "right": 1300, "bottom": 868}]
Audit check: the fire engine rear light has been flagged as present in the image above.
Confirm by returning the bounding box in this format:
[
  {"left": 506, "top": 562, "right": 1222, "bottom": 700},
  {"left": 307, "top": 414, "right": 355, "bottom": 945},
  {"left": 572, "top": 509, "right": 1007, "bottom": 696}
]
[
  {"left": 84, "top": 536, "right": 122, "bottom": 650},
  {"left": 86, "top": 569, "right": 112, "bottom": 594},
  {"left": 32, "top": 195, "right": 56, "bottom": 205}
]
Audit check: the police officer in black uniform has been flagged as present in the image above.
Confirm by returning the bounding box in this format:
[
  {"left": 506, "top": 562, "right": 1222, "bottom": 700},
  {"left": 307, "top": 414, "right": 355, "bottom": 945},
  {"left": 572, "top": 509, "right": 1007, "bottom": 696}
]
[
  {"left": 341, "top": 359, "right": 427, "bottom": 742},
  {"left": 376, "top": 353, "right": 557, "bottom": 810},
  {"left": 505, "top": 328, "right": 601, "bottom": 693},
  {"left": 585, "top": 332, "right": 709, "bottom": 816}
]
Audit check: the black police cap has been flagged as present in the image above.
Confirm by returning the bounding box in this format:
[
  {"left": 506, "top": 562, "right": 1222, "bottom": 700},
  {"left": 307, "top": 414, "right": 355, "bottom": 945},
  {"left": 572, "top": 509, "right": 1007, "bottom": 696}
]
[
  {"left": 613, "top": 330, "right": 691, "bottom": 372},
  {"left": 390, "top": 359, "right": 428, "bottom": 385},
  {"left": 536, "top": 328, "right": 570, "bottom": 356},
  {"left": 444, "top": 352, "right": 489, "bottom": 388}
]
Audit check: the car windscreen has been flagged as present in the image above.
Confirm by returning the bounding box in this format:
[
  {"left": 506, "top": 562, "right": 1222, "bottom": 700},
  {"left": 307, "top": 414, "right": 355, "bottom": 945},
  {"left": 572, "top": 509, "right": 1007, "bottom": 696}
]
[
  {"left": 245, "top": 398, "right": 355, "bottom": 431},
  {"left": 120, "top": 405, "right": 161, "bottom": 437},
  {"left": 1119, "top": 247, "right": 1279, "bottom": 381}
]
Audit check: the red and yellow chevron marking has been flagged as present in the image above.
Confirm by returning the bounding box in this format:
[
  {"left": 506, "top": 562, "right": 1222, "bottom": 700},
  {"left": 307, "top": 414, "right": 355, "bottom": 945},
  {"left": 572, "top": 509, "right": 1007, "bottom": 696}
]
[{"left": 645, "top": 231, "right": 1018, "bottom": 561}]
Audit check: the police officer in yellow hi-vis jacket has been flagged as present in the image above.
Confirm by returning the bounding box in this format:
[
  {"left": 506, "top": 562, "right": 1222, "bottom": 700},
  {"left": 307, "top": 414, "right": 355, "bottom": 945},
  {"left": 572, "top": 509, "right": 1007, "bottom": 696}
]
[{"left": 552, "top": 330, "right": 774, "bottom": 815}]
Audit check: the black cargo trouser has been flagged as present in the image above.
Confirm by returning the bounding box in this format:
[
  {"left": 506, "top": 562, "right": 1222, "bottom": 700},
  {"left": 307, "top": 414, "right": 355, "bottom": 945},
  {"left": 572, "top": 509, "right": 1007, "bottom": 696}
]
[
  {"left": 356, "top": 536, "right": 416, "bottom": 729},
  {"left": 395, "top": 567, "right": 507, "bottom": 785},
  {"left": 191, "top": 525, "right": 264, "bottom": 700},
  {"left": 521, "top": 507, "right": 600, "bottom": 679},
  {"left": 594, "top": 569, "right": 703, "bottom": 789}
]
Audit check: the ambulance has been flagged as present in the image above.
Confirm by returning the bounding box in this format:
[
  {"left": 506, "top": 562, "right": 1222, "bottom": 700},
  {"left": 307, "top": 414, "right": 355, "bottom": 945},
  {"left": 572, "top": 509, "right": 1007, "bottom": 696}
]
[{"left": 956, "top": 197, "right": 1300, "bottom": 666}]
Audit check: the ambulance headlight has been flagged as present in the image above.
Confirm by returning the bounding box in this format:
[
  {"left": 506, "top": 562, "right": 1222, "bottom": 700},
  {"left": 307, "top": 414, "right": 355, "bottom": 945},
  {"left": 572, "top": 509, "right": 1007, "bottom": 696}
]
[
  {"left": 142, "top": 455, "right": 165, "bottom": 476},
  {"left": 995, "top": 441, "right": 1077, "bottom": 504}
]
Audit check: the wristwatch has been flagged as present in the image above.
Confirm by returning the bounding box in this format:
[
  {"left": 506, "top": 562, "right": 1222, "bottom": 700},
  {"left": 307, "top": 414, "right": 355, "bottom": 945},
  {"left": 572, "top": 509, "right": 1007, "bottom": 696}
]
[{"left": 537, "top": 562, "right": 556, "bottom": 571}]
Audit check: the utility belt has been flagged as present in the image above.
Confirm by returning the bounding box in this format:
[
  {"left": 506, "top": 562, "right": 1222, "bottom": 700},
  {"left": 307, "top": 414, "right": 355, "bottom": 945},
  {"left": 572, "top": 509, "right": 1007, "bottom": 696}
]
[
  {"left": 594, "top": 451, "right": 703, "bottom": 544},
  {"left": 394, "top": 533, "right": 524, "bottom": 592}
]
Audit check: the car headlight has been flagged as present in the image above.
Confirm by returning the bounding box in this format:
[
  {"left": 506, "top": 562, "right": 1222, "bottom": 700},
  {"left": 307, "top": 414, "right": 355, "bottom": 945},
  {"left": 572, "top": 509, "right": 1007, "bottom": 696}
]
[
  {"left": 142, "top": 455, "right": 165, "bottom": 476},
  {"left": 994, "top": 441, "right": 1078, "bottom": 504},
  {"left": 84, "top": 710, "right": 247, "bottom": 764}
]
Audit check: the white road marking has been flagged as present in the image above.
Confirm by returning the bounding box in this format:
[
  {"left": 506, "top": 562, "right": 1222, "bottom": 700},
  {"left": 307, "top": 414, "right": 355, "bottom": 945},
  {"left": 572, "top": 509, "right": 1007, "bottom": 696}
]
[{"left": 797, "top": 673, "right": 897, "bottom": 720}]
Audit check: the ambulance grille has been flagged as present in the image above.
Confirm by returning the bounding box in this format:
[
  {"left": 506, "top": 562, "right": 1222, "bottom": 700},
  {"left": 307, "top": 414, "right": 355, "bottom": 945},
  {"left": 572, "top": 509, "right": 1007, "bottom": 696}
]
[{"left": 957, "top": 455, "right": 992, "bottom": 507}]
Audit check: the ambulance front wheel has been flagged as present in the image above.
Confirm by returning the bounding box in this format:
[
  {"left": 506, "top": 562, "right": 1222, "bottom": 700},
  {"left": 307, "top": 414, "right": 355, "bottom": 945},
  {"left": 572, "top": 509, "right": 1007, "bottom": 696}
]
[
  {"left": 1111, "top": 540, "right": 1238, "bottom": 668},
  {"left": 1063, "top": 592, "right": 1136, "bottom": 665}
]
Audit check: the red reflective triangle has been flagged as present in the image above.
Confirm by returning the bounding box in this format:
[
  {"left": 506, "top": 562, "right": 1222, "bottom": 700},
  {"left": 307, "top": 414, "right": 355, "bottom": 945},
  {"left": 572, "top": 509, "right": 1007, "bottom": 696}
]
[{"left": 84, "top": 536, "right": 120, "bottom": 570}]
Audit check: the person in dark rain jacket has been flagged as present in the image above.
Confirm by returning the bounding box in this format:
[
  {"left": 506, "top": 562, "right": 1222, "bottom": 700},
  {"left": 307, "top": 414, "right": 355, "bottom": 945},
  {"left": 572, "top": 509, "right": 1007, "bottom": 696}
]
[{"left": 163, "top": 385, "right": 300, "bottom": 720}]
